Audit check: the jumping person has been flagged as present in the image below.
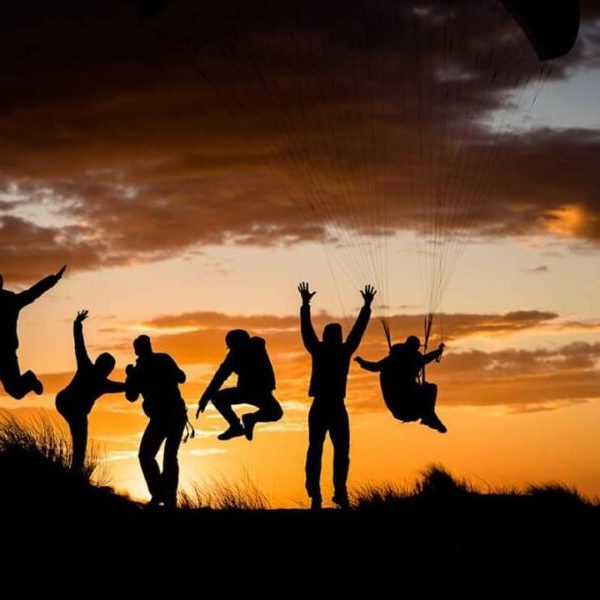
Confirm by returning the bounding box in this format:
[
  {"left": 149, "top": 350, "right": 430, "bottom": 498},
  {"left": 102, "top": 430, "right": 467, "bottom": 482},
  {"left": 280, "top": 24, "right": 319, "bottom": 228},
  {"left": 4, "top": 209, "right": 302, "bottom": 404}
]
[
  {"left": 125, "top": 335, "right": 187, "bottom": 508},
  {"left": 55, "top": 310, "right": 126, "bottom": 472},
  {"left": 196, "top": 329, "right": 283, "bottom": 441},
  {"left": 0, "top": 265, "right": 66, "bottom": 399},
  {"left": 355, "top": 335, "right": 447, "bottom": 433},
  {"left": 298, "top": 281, "right": 375, "bottom": 510}
]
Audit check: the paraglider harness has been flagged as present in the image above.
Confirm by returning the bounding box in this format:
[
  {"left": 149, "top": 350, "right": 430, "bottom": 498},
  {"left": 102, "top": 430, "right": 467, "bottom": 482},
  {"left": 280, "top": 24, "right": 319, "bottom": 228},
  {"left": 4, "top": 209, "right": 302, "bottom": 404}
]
[
  {"left": 379, "top": 314, "right": 443, "bottom": 421},
  {"left": 183, "top": 414, "right": 195, "bottom": 443}
]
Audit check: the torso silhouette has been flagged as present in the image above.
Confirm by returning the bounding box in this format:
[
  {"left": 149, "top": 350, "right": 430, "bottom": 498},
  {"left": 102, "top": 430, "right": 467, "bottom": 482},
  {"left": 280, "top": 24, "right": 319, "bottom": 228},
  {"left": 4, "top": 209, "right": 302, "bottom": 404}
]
[
  {"left": 301, "top": 305, "right": 370, "bottom": 404},
  {"left": 128, "top": 353, "right": 186, "bottom": 418},
  {"left": 58, "top": 321, "right": 123, "bottom": 416},
  {"left": 209, "top": 337, "right": 276, "bottom": 395},
  {"left": 0, "top": 275, "right": 57, "bottom": 352}
]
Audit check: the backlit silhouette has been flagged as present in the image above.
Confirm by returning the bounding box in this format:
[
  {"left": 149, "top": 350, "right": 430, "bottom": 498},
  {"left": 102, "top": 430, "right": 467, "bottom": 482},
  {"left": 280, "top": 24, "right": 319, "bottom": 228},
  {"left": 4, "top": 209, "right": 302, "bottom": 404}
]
[
  {"left": 125, "top": 335, "right": 187, "bottom": 508},
  {"left": 196, "top": 329, "right": 283, "bottom": 441},
  {"left": 55, "top": 310, "right": 126, "bottom": 471},
  {"left": 0, "top": 266, "right": 66, "bottom": 399},
  {"left": 356, "top": 335, "right": 447, "bottom": 433},
  {"left": 299, "top": 281, "right": 375, "bottom": 509}
]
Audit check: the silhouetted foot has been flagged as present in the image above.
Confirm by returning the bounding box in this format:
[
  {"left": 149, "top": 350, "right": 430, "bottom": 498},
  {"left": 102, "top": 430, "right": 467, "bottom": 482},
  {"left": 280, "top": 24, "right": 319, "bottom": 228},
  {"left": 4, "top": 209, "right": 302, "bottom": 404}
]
[
  {"left": 332, "top": 493, "right": 350, "bottom": 509},
  {"left": 217, "top": 423, "right": 245, "bottom": 441},
  {"left": 146, "top": 496, "right": 163, "bottom": 509},
  {"left": 421, "top": 413, "right": 447, "bottom": 434},
  {"left": 310, "top": 496, "right": 322, "bottom": 511},
  {"left": 241, "top": 413, "right": 256, "bottom": 441}
]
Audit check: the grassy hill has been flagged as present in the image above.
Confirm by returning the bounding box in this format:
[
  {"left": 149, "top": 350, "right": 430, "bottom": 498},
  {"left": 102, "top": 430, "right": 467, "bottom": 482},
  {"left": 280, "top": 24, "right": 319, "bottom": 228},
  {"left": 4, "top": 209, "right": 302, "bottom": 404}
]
[{"left": 1, "top": 412, "right": 598, "bottom": 580}]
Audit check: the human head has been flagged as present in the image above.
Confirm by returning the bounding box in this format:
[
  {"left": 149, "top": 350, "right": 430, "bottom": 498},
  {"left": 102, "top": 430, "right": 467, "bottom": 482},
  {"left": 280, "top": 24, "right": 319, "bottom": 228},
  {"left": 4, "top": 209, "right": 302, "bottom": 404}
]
[
  {"left": 323, "top": 323, "right": 343, "bottom": 345},
  {"left": 133, "top": 334, "right": 152, "bottom": 357},
  {"left": 225, "top": 329, "right": 250, "bottom": 350},
  {"left": 390, "top": 343, "right": 405, "bottom": 357},
  {"left": 95, "top": 352, "right": 116, "bottom": 377},
  {"left": 405, "top": 335, "right": 421, "bottom": 351}
]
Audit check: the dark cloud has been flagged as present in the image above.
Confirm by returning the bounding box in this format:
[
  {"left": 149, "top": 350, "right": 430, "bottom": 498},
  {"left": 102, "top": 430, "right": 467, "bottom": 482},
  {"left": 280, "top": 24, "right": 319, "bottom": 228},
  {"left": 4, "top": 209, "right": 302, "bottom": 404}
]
[{"left": 1, "top": 1, "right": 599, "bottom": 281}]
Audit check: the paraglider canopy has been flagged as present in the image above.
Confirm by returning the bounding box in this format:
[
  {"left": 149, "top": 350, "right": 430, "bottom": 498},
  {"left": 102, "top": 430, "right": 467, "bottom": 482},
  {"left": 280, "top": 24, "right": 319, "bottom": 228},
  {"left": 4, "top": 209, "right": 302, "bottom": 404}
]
[{"left": 500, "top": 1, "right": 580, "bottom": 61}]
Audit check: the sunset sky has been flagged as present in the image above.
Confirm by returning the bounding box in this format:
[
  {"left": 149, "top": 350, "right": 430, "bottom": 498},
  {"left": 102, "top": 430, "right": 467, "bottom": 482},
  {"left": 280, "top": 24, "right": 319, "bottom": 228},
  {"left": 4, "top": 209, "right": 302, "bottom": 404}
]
[{"left": 1, "top": 1, "right": 600, "bottom": 506}]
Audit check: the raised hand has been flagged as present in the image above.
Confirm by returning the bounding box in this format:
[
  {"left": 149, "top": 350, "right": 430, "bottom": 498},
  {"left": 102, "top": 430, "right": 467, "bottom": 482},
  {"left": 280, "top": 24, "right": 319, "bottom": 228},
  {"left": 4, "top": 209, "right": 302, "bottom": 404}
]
[
  {"left": 360, "top": 284, "right": 377, "bottom": 306},
  {"left": 55, "top": 265, "right": 67, "bottom": 279},
  {"left": 298, "top": 281, "right": 316, "bottom": 305},
  {"left": 75, "top": 309, "right": 89, "bottom": 323}
]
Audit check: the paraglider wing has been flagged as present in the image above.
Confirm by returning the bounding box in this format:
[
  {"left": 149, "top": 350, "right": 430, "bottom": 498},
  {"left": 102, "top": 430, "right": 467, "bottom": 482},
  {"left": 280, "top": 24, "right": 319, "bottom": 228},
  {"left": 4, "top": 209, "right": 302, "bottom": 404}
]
[
  {"left": 138, "top": 0, "right": 170, "bottom": 20},
  {"left": 501, "top": 0, "right": 580, "bottom": 60}
]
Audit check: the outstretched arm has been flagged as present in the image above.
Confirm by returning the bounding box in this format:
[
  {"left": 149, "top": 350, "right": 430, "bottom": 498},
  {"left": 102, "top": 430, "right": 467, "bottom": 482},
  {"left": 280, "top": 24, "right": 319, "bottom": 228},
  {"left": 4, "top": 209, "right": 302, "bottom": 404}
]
[
  {"left": 354, "top": 356, "right": 383, "bottom": 372},
  {"left": 17, "top": 265, "right": 66, "bottom": 308},
  {"left": 196, "top": 355, "right": 233, "bottom": 417},
  {"left": 103, "top": 380, "right": 127, "bottom": 394},
  {"left": 298, "top": 282, "right": 319, "bottom": 353},
  {"left": 345, "top": 285, "right": 376, "bottom": 354},
  {"left": 73, "top": 310, "right": 91, "bottom": 368},
  {"left": 422, "top": 343, "right": 445, "bottom": 366}
]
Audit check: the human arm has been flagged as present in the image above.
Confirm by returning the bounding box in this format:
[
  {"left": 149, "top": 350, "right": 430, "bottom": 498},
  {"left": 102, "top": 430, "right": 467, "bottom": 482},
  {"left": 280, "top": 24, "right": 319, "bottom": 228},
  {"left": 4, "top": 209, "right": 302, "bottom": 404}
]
[
  {"left": 17, "top": 265, "right": 66, "bottom": 308},
  {"left": 422, "top": 343, "right": 445, "bottom": 365},
  {"left": 125, "top": 364, "right": 140, "bottom": 402},
  {"left": 345, "top": 285, "right": 376, "bottom": 354},
  {"left": 73, "top": 310, "right": 91, "bottom": 368},
  {"left": 103, "top": 380, "right": 127, "bottom": 393},
  {"left": 298, "top": 282, "right": 319, "bottom": 352},
  {"left": 354, "top": 356, "right": 383, "bottom": 372},
  {"left": 196, "top": 355, "right": 233, "bottom": 418},
  {"left": 167, "top": 355, "right": 186, "bottom": 384}
]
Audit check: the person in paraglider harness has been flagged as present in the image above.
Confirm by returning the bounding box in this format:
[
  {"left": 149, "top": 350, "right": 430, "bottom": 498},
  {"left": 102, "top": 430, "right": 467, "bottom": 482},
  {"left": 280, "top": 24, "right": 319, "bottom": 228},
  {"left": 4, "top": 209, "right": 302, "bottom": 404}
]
[{"left": 355, "top": 335, "right": 447, "bottom": 433}]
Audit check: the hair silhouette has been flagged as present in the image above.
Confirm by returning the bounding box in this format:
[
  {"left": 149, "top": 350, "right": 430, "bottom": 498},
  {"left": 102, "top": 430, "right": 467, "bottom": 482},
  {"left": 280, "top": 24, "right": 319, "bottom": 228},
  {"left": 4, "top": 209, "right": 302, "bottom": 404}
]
[
  {"left": 197, "top": 329, "right": 283, "bottom": 441},
  {"left": 125, "top": 335, "right": 188, "bottom": 508},
  {"left": 0, "top": 266, "right": 66, "bottom": 399},
  {"left": 298, "top": 281, "right": 375, "bottom": 509},
  {"left": 55, "top": 310, "right": 126, "bottom": 471}
]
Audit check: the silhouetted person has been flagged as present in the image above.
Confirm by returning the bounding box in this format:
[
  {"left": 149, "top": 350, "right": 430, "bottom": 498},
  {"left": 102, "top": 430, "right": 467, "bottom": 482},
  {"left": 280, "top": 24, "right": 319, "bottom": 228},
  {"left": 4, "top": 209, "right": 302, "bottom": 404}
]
[
  {"left": 356, "top": 335, "right": 447, "bottom": 433},
  {"left": 299, "top": 281, "right": 375, "bottom": 510},
  {"left": 196, "top": 329, "right": 283, "bottom": 441},
  {"left": 0, "top": 265, "right": 66, "bottom": 399},
  {"left": 125, "top": 335, "right": 187, "bottom": 508},
  {"left": 55, "top": 310, "right": 126, "bottom": 472}
]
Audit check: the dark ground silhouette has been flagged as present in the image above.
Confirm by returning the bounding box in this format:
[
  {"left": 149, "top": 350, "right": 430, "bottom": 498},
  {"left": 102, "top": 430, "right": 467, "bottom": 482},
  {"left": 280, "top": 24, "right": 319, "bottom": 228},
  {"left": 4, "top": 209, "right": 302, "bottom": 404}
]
[
  {"left": 299, "top": 282, "right": 375, "bottom": 510},
  {"left": 0, "top": 265, "right": 66, "bottom": 399},
  {"left": 196, "top": 329, "right": 283, "bottom": 441},
  {"left": 56, "top": 310, "right": 126, "bottom": 471},
  {"left": 0, "top": 416, "right": 597, "bottom": 582},
  {"left": 125, "top": 335, "right": 187, "bottom": 508}
]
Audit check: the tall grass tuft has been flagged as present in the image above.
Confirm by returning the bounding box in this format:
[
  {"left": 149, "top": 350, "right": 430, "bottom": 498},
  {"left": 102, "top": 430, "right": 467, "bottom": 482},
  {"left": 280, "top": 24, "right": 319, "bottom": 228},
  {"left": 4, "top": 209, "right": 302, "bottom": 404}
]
[
  {"left": 414, "top": 464, "right": 471, "bottom": 497},
  {"left": 179, "top": 473, "right": 271, "bottom": 510}
]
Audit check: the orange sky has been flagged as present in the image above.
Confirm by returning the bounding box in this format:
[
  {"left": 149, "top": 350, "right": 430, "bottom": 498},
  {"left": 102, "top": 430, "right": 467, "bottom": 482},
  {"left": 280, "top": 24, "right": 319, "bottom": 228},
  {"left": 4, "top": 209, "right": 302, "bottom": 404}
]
[{"left": 1, "top": 1, "right": 600, "bottom": 506}]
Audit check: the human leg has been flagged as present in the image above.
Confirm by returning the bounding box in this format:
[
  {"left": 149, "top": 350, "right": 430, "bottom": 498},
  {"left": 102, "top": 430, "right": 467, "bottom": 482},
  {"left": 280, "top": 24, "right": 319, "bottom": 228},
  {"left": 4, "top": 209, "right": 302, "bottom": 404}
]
[
  {"left": 68, "top": 414, "right": 89, "bottom": 472},
  {"left": 138, "top": 419, "right": 167, "bottom": 502},
  {"left": 330, "top": 406, "right": 350, "bottom": 508},
  {"left": 305, "top": 401, "right": 328, "bottom": 508},
  {"left": 241, "top": 393, "right": 283, "bottom": 440},
  {"left": 212, "top": 388, "right": 245, "bottom": 440},
  {"left": 0, "top": 353, "right": 42, "bottom": 399},
  {"left": 161, "top": 415, "right": 186, "bottom": 508}
]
